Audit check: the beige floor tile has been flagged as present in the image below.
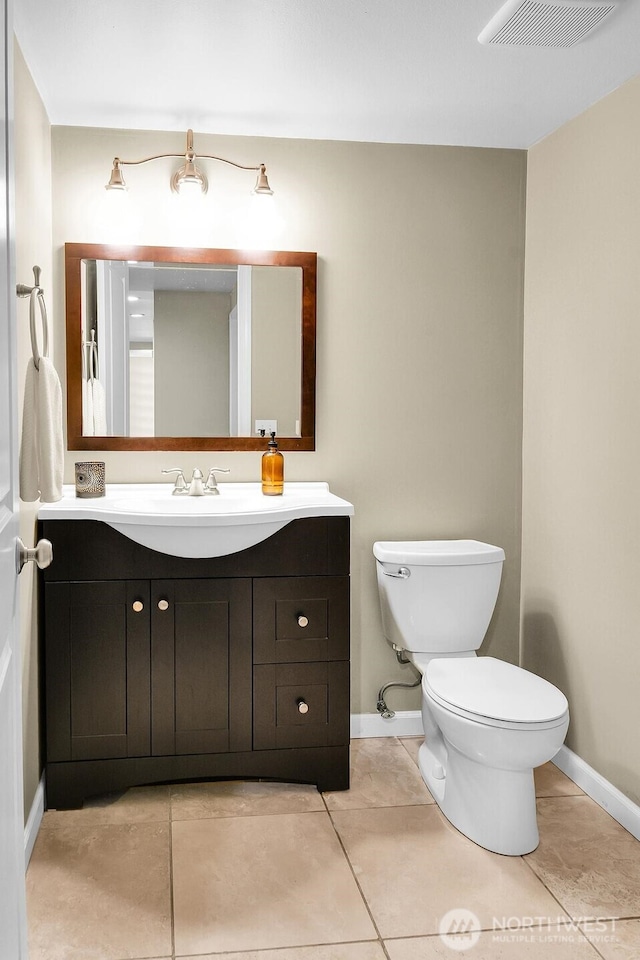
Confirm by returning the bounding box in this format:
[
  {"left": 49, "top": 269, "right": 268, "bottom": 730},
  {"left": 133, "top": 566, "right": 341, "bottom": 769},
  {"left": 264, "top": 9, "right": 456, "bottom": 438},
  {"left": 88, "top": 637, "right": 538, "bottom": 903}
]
[
  {"left": 582, "top": 918, "right": 640, "bottom": 959},
  {"left": 534, "top": 763, "right": 583, "bottom": 798},
  {"left": 177, "top": 943, "right": 387, "bottom": 960},
  {"left": 525, "top": 796, "right": 640, "bottom": 919},
  {"left": 172, "top": 811, "right": 376, "bottom": 954},
  {"left": 331, "top": 805, "right": 566, "bottom": 939},
  {"left": 171, "top": 778, "right": 325, "bottom": 820},
  {"left": 399, "top": 737, "right": 422, "bottom": 766},
  {"left": 41, "top": 784, "right": 171, "bottom": 827},
  {"left": 385, "top": 929, "right": 600, "bottom": 958},
  {"left": 26, "top": 821, "right": 172, "bottom": 960},
  {"left": 323, "top": 737, "right": 433, "bottom": 810}
]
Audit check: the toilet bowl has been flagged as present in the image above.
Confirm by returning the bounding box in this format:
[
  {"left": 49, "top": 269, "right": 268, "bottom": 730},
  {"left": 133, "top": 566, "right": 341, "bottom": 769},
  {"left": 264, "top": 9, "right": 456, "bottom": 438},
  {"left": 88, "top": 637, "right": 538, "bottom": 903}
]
[
  {"left": 373, "top": 539, "right": 570, "bottom": 855},
  {"left": 420, "top": 656, "right": 568, "bottom": 854}
]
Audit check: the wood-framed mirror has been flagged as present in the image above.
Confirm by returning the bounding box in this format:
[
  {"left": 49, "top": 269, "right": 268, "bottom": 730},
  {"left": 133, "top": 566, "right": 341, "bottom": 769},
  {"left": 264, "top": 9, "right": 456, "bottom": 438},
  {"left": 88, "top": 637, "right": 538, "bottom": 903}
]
[{"left": 65, "top": 243, "right": 317, "bottom": 451}]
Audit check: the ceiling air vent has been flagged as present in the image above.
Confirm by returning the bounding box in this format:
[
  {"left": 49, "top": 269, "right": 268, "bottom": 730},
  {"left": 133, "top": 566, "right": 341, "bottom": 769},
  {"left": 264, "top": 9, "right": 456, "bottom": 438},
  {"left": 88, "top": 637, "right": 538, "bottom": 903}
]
[{"left": 478, "top": 0, "right": 617, "bottom": 47}]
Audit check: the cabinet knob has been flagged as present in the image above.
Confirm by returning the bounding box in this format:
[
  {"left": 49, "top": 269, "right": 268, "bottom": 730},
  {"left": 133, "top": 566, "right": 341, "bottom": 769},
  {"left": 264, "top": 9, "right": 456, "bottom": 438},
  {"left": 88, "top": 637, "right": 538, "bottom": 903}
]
[
  {"left": 157, "top": 599, "right": 169, "bottom": 611},
  {"left": 132, "top": 600, "right": 144, "bottom": 613},
  {"left": 297, "top": 615, "right": 309, "bottom": 628},
  {"left": 296, "top": 698, "right": 309, "bottom": 715}
]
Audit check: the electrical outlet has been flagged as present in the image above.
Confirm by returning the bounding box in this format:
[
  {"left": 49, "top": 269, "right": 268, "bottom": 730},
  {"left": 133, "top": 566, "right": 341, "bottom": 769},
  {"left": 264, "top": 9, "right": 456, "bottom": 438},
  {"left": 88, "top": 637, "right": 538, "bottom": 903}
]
[{"left": 255, "top": 419, "right": 277, "bottom": 436}]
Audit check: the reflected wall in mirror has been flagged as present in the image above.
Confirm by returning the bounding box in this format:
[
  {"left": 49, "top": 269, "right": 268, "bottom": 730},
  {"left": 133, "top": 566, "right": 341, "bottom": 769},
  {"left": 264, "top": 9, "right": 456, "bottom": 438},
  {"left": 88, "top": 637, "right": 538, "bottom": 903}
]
[{"left": 65, "top": 244, "right": 317, "bottom": 451}]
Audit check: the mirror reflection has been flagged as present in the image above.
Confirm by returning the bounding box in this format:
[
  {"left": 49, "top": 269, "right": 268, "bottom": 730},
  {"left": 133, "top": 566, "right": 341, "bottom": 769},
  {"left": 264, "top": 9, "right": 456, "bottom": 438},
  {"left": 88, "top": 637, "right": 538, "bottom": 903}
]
[
  {"left": 65, "top": 245, "right": 317, "bottom": 451},
  {"left": 82, "top": 259, "right": 302, "bottom": 438}
]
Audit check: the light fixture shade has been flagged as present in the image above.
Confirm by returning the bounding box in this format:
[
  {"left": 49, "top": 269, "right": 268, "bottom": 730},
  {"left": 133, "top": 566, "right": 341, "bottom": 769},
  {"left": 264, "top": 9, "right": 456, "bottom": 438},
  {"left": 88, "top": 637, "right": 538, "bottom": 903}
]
[
  {"left": 253, "top": 164, "right": 274, "bottom": 195},
  {"left": 105, "top": 161, "right": 127, "bottom": 191},
  {"left": 170, "top": 129, "right": 208, "bottom": 194},
  {"left": 171, "top": 159, "right": 208, "bottom": 195}
]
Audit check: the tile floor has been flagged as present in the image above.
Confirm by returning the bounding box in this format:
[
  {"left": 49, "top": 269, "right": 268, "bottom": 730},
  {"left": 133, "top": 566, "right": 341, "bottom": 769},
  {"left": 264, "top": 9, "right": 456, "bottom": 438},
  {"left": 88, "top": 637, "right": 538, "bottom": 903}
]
[{"left": 26, "top": 737, "right": 640, "bottom": 960}]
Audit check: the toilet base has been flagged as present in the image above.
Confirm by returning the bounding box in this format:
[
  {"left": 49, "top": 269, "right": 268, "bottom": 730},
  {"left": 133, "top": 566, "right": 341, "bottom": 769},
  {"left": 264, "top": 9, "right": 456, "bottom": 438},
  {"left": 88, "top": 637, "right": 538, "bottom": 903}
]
[{"left": 418, "top": 738, "right": 540, "bottom": 856}]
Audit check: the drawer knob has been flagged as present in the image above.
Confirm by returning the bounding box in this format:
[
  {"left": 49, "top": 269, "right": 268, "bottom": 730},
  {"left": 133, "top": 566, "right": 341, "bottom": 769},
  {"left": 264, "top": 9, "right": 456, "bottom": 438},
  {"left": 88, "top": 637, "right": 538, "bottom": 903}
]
[
  {"left": 158, "top": 599, "right": 169, "bottom": 611},
  {"left": 296, "top": 698, "right": 309, "bottom": 715},
  {"left": 297, "top": 615, "right": 309, "bottom": 628},
  {"left": 132, "top": 600, "right": 144, "bottom": 613}
]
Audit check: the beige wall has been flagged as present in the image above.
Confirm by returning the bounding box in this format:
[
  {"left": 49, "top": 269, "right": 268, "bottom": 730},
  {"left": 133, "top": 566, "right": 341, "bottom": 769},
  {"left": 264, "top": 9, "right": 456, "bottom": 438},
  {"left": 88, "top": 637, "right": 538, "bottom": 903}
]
[
  {"left": 50, "top": 126, "right": 526, "bottom": 721},
  {"left": 14, "top": 41, "right": 53, "bottom": 818},
  {"left": 522, "top": 75, "right": 640, "bottom": 804}
]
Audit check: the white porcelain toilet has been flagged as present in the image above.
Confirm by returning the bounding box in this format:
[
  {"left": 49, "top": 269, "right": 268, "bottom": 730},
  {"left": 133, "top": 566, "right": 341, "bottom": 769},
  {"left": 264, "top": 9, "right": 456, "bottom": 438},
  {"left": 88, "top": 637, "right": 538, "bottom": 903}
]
[{"left": 373, "top": 539, "right": 569, "bottom": 856}]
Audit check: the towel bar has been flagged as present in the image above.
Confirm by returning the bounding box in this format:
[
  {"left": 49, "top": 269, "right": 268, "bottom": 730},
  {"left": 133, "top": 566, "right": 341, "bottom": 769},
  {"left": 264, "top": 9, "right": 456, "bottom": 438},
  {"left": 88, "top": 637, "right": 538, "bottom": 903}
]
[{"left": 17, "top": 264, "right": 49, "bottom": 370}]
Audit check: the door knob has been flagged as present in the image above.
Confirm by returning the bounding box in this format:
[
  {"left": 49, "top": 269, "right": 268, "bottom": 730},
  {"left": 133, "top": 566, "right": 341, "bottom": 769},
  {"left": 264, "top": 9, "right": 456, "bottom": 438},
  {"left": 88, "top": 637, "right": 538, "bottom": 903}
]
[
  {"left": 132, "top": 600, "right": 144, "bottom": 613},
  {"left": 297, "top": 615, "right": 309, "bottom": 628},
  {"left": 296, "top": 698, "right": 309, "bottom": 714},
  {"left": 16, "top": 537, "right": 53, "bottom": 574},
  {"left": 157, "top": 599, "right": 169, "bottom": 611}
]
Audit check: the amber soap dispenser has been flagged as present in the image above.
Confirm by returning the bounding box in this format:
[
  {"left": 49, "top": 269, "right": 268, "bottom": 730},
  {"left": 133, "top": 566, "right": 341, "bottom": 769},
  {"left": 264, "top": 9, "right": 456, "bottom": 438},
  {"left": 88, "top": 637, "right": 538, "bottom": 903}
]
[{"left": 261, "top": 430, "right": 284, "bottom": 496}]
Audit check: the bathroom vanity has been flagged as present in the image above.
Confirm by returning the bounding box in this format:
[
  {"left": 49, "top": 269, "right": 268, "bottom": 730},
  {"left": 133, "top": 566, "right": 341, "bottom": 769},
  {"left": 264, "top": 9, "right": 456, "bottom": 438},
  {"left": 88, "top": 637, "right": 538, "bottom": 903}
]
[{"left": 38, "top": 483, "right": 353, "bottom": 809}]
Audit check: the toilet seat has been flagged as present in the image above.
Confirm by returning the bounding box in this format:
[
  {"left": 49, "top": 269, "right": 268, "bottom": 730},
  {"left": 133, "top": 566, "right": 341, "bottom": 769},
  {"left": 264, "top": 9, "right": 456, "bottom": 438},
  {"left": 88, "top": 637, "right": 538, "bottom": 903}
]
[{"left": 424, "top": 657, "right": 569, "bottom": 730}]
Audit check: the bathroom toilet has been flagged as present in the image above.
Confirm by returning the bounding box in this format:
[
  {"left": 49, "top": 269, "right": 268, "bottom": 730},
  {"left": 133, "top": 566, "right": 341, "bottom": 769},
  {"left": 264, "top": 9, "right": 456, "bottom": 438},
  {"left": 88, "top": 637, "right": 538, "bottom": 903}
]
[{"left": 373, "top": 539, "right": 569, "bottom": 856}]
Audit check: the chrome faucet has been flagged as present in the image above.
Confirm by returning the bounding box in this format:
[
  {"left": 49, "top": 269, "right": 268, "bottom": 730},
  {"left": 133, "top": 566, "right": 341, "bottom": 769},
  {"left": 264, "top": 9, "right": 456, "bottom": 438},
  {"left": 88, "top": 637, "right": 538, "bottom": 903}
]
[
  {"left": 189, "top": 468, "right": 205, "bottom": 496},
  {"left": 162, "top": 467, "right": 230, "bottom": 496},
  {"left": 204, "top": 467, "right": 231, "bottom": 495},
  {"left": 162, "top": 468, "right": 188, "bottom": 495}
]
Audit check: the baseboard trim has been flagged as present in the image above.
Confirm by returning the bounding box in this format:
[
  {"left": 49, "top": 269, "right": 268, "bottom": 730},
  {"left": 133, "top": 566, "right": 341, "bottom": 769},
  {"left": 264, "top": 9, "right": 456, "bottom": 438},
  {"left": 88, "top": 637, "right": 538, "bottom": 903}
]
[
  {"left": 552, "top": 745, "right": 640, "bottom": 841},
  {"left": 24, "top": 774, "right": 45, "bottom": 867},
  {"left": 350, "top": 710, "right": 423, "bottom": 739}
]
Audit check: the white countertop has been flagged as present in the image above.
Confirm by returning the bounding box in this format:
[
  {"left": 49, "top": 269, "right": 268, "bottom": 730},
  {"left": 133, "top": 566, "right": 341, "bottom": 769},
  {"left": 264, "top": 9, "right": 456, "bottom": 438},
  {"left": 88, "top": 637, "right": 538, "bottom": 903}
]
[{"left": 38, "top": 482, "right": 354, "bottom": 558}]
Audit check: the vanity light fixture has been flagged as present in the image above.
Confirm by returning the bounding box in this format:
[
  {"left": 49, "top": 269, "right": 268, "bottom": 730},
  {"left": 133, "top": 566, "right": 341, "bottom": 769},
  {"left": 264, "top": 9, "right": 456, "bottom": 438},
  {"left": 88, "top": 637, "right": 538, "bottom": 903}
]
[{"left": 105, "top": 128, "right": 274, "bottom": 197}]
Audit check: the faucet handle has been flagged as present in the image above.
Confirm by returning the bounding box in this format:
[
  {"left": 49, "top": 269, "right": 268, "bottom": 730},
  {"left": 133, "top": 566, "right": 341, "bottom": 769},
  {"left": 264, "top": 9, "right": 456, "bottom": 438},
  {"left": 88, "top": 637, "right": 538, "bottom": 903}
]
[
  {"left": 205, "top": 467, "right": 230, "bottom": 495},
  {"left": 161, "top": 467, "right": 188, "bottom": 495}
]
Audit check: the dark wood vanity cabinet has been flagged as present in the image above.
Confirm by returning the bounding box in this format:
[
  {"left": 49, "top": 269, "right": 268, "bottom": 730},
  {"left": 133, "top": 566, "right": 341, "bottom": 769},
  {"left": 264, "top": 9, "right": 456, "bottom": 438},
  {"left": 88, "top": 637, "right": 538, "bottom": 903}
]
[{"left": 39, "top": 516, "right": 350, "bottom": 809}]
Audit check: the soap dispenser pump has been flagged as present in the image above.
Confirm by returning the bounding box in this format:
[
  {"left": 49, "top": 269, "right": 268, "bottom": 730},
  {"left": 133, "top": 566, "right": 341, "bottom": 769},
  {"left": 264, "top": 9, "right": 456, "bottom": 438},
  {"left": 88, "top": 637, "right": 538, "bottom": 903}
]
[{"left": 261, "top": 430, "right": 284, "bottom": 496}]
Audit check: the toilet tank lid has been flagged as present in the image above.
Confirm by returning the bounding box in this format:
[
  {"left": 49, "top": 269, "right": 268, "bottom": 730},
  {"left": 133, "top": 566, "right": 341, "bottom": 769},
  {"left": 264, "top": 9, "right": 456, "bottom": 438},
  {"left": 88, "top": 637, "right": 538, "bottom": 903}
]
[
  {"left": 425, "top": 657, "right": 569, "bottom": 723},
  {"left": 373, "top": 540, "right": 505, "bottom": 565}
]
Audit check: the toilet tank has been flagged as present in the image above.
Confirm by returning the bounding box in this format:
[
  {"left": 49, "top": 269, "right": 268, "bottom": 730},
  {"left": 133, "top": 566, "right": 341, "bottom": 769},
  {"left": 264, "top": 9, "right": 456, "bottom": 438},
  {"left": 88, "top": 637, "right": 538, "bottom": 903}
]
[{"left": 373, "top": 540, "right": 505, "bottom": 654}]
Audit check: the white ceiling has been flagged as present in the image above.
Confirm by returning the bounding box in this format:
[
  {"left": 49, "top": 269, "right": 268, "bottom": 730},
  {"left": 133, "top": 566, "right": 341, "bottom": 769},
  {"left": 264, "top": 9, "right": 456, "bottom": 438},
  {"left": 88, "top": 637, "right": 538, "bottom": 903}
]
[{"left": 14, "top": 0, "right": 640, "bottom": 149}]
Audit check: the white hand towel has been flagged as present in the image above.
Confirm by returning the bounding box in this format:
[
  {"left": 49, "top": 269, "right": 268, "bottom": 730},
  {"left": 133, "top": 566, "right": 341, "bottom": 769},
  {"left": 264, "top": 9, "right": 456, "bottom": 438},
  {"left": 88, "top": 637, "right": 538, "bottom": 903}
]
[
  {"left": 82, "top": 377, "right": 95, "bottom": 436},
  {"left": 37, "top": 357, "right": 64, "bottom": 502},
  {"left": 19, "top": 356, "right": 64, "bottom": 503},
  {"left": 91, "top": 378, "right": 107, "bottom": 436},
  {"left": 19, "top": 358, "right": 39, "bottom": 501}
]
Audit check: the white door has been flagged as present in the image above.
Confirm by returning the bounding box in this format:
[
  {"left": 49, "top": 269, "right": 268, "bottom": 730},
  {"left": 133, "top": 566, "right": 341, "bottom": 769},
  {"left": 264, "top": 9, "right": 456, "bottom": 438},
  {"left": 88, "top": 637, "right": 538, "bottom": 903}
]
[{"left": 0, "top": 1, "right": 28, "bottom": 957}]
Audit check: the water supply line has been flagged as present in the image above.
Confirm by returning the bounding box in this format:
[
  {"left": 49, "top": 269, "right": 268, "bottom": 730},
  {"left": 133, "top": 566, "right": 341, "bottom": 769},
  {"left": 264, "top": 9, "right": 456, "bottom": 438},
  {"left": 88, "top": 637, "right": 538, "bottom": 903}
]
[{"left": 376, "top": 648, "right": 421, "bottom": 719}]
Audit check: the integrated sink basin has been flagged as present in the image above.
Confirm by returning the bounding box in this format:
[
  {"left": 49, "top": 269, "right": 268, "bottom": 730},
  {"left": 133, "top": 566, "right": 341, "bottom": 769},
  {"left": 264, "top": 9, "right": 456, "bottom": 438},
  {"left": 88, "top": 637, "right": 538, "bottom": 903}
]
[{"left": 38, "top": 482, "right": 354, "bottom": 557}]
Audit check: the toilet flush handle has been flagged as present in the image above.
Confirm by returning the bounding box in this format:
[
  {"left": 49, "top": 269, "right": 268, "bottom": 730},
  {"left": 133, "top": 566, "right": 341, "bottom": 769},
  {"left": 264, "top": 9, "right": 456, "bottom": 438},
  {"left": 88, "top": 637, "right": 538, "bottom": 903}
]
[{"left": 382, "top": 566, "right": 411, "bottom": 579}]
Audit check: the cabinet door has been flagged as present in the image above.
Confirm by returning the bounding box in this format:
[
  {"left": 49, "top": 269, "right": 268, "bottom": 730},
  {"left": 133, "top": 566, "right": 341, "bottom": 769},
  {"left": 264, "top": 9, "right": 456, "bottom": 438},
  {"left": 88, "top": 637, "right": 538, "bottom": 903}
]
[
  {"left": 253, "top": 577, "right": 350, "bottom": 664},
  {"left": 253, "top": 660, "right": 350, "bottom": 750},
  {"left": 151, "top": 578, "right": 252, "bottom": 756},
  {"left": 45, "top": 580, "right": 151, "bottom": 762}
]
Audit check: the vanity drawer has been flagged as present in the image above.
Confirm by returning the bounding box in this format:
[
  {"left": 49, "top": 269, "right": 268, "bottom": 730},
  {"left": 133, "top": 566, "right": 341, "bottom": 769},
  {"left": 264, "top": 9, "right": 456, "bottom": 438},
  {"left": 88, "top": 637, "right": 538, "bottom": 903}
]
[
  {"left": 253, "top": 576, "right": 349, "bottom": 664},
  {"left": 253, "top": 660, "right": 349, "bottom": 750}
]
